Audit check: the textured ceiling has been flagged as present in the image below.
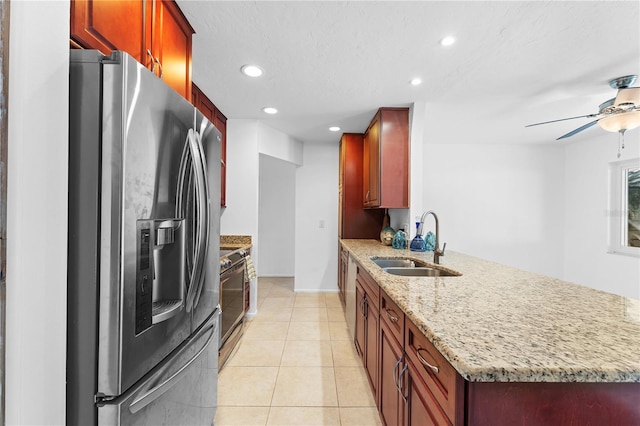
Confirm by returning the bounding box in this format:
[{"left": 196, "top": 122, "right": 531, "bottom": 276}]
[{"left": 178, "top": 1, "right": 640, "bottom": 146}]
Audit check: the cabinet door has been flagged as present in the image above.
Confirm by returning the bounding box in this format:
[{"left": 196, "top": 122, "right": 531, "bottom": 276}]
[
  {"left": 363, "top": 115, "right": 380, "bottom": 207},
  {"left": 151, "top": 0, "right": 193, "bottom": 100},
  {"left": 378, "top": 108, "right": 409, "bottom": 208},
  {"left": 213, "top": 108, "right": 227, "bottom": 207},
  {"left": 364, "top": 298, "right": 379, "bottom": 396},
  {"left": 379, "top": 320, "right": 404, "bottom": 426},
  {"left": 339, "top": 133, "right": 385, "bottom": 238},
  {"left": 71, "top": 0, "right": 151, "bottom": 65},
  {"left": 405, "top": 319, "right": 464, "bottom": 424},
  {"left": 404, "top": 358, "right": 451, "bottom": 426},
  {"left": 193, "top": 83, "right": 227, "bottom": 207}
]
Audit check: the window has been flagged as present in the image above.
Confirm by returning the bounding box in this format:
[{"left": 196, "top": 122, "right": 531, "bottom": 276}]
[{"left": 609, "top": 158, "right": 640, "bottom": 256}]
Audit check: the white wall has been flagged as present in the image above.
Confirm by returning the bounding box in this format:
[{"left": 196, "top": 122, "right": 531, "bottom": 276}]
[
  {"left": 221, "top": 119, "right": 260, "bottom": 314},
  {"left": 221, "top": 119, "right": 260, "bottom": 237},
  {"left": 258, "top": 154, "right": 296, "bottom": 276},
  {"left": 423, "top": 142, "right": 566, "bottom": 279},
  {"left": 563, "top": 133, "right": 640, "bottom": 299},
  {"left": 294, "top": 143, "right": 339, "bottom": 292},
  {"left": 6, "top": 1, "right": 69, "bottom": 424},
  {"left": 222, "top": 120, "right": 303, "bottom": 307},
  {"left": 258, "top": 123, "right": 303, "bottom": 166}
]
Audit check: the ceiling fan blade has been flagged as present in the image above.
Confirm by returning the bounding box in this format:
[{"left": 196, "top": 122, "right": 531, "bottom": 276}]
[
  {"left": 556, "top": 120, "right": 599, "bottom": 140},
  {"left": 525, "top": 113, "right": 598, "bottom": 127}
]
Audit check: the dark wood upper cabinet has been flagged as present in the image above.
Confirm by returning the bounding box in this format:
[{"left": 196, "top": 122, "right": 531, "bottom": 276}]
[
  {"left": 339, "top": 133, "right": 385, "bottom": 239},
  {"left": 150, "top": 0, "right": 193, "bottom": 101},
  {"left": 192, "top": 83, "right": 227, "bottom": 207},
  {"left": 363, "top": 108, "right": 409, "bottom": 209},
  {"left": 70, "top": 0, "right": 194, "bottom": 100}
]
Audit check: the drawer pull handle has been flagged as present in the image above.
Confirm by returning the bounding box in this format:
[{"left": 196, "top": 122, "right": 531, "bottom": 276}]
[
  {"left": 416, "top": 348, "right": 439, "bottom": 374},
  {"left": 393, "top": 357, "right": 402, "bottom": 390},
  {"left": 398, "top": 363, "right": 409, "bottom": 403},
  {"left": 385, "top": 308, "right": 399, "bottom": 323}
]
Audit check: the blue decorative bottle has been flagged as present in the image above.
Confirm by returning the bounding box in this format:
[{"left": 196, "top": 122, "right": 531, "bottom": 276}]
[{"left": 409, "top": 221, "right": 427, "bottom": 251}]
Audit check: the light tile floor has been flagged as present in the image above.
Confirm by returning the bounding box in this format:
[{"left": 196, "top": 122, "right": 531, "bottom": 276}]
[{"left": 215, "top": 277, "right": 382, "bottom": 426}]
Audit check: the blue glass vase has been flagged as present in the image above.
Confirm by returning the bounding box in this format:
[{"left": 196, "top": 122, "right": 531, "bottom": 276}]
[
  {"left": 392, "top": 230, "right": 407, "bottom": 249},
  {"left": 409, "top": 222, "right": 427, "bottom": 251}
]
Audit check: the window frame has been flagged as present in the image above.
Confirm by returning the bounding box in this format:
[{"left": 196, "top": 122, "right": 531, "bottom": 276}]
[{"left": 608, "top": 158, "right": 640, "bottom": 257}]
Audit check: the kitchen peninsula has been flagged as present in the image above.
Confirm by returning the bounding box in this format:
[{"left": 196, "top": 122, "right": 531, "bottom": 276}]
[{"left": 340, "top": 239, "right": 640, "bottom": 425}]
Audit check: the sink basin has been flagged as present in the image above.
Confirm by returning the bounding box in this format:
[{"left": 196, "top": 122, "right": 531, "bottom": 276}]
[
  {"left": 382, "top": 267, "right": 461, "bottom": 277},
  {"left": 371, "top": 257, "right": 461, "bottom": 277},
  {"left": 370, "top": 257, "right": 429, "bottom": 268}
]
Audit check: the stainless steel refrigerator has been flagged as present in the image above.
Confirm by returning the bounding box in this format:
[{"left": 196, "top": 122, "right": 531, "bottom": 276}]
[{"left": 67, "top": 50, "right": 221, "bottom": 425}]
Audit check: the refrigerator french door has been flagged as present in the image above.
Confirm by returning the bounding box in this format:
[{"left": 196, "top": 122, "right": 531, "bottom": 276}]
[{"left": 67, "top": 50, "right": 221, "bottom": 425}]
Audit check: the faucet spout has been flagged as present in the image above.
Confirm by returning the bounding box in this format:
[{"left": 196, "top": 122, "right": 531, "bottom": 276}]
[{"left": 417, "top": 210, "right": 446, "bottom": 264}]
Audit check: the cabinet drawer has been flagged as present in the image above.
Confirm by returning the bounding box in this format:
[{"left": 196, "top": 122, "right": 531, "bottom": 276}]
[
  {"left": 380, "top": 290, "right": 404, "bottom": 346},
  {"left": 405, "top": 320, "right": 463, "bottom": 424},
  {"left": 356, "top": 264, "right": 379, "bottom": 310}
]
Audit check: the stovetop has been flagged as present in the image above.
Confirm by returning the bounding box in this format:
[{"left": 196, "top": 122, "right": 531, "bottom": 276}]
[{"left": 219, "top": 247, "right": 248, "bottom": 272}]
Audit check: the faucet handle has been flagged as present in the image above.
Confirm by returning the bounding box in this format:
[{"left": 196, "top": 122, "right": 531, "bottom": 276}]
[{"left": 440, "top": 242, "right": 447, "bottom": 256}]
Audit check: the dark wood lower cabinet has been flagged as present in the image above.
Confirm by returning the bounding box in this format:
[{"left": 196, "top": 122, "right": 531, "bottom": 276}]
[
  {"left": 467, "top": 381, "right": 640, "bottom": 426},
  {"left": 404, "top": 357, "right": 451, "bottom": 426},
  {"left": 348, "top": 258, "right": 640, "bottom": 426},
  {"left": 355, "top": 267, "right": 379, "bottom": 396},
  {"left": 379, "top": 320, "right": 404, "bottom": 426}
]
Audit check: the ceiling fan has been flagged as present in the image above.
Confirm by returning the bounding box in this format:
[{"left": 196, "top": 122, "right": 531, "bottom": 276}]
[{"left": 526, "top": 75, "right": 640, "bottom": 157}]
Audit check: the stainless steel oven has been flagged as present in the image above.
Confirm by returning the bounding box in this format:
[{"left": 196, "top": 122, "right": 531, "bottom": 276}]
[{"left": 218, "top": 248, "right": 247, "bottom": 368}]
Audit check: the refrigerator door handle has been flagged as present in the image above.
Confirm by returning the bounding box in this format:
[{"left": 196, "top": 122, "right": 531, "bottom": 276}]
[
  {"left": 191, "top": 130, "right": 210, "bottom": 309},
  {"left": 128, "top": 313, "right": 217, "bottom": 414},
  {"left": 177, "top": 129, "right": 208, "bottom": 312}
]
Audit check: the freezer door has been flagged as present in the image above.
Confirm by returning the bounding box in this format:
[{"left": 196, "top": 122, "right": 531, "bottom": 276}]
[
  {"left": 191, "top": 110, "right": 222, "bottom": 333},
  {"left": 98, "top": 51, "right": 196, "bottom": 396},
  {"left": 99, "top": 310, "right": 220, "bottom": 425}
]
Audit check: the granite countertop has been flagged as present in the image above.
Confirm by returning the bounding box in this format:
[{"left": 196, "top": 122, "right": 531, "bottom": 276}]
[
  {"left": 220, "top": 235, "right": 252, "bottom": 251},
  {"left": 341, "top": 239, "right": 640, "bottom": 383}
]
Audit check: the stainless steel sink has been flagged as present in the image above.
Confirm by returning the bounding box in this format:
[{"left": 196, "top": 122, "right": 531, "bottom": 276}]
[
  {"left": 382, "top": 267, "right": 461, "bottom": 277},
  {"left": 371, "top": 257, "right": 461, "bottom": 277},
  {"left": 370, "top": 257, "right": 429, "bottom": 268}
]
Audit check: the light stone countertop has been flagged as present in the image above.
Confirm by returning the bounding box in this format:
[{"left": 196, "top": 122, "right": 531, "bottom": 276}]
[
  {"left": 220, "top": 235, "right": 252, "bottom": 251},
  {"left": 341, "top": 239, "right": 640, "bottom": 383}
]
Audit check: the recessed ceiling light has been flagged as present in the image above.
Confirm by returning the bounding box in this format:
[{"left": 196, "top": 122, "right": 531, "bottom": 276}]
[
  {"left": 241, "top": 64, "right": 264, "bottom": 77},
  {"left": 262, "top": 107, "right": 278, "bottom": 114},
  {"left": 410, "top": 78, "right": 422, "bottom": 86},
  {"left": 440, "top": 36, "right": 456, "bottom": 47},
  {"left": 329, "top": 126, "right": 341, "bottom": 132}
]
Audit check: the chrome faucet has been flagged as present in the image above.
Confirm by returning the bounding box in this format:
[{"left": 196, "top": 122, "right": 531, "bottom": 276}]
[{"left": 417, "top": 210, "right": 446, "bottom": 264}]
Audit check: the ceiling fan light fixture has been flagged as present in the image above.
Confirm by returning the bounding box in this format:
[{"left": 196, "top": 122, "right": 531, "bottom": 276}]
[
  {"left": 598, "top": 111, "right": 640, "bottom": 132},
  {"left": 614, "top": 87, "right": 640, "bottom": 107}
]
